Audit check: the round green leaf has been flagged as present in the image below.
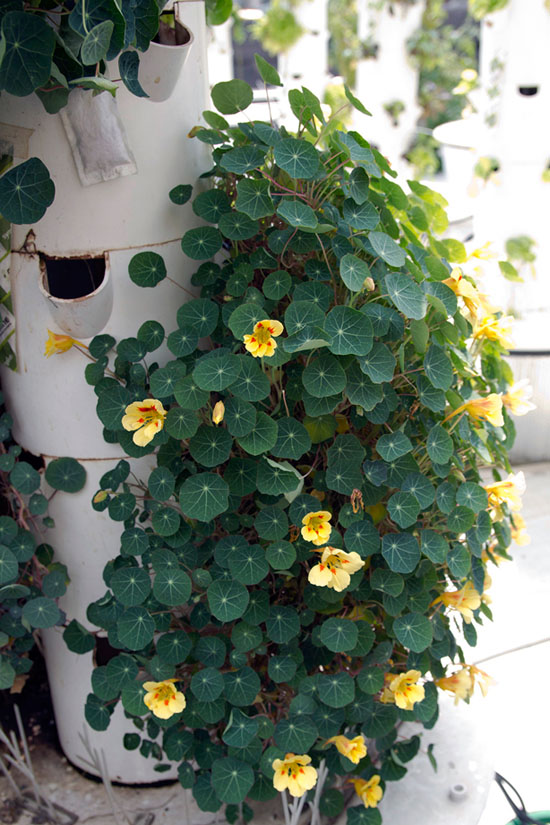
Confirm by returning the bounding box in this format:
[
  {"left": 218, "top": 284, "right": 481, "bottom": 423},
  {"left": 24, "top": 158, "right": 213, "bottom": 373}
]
[
  {"left": 179, "top": 473, "right": 229, "bottom": 522},
  {"left": 343, "top": 198, "right": 379, "bottom": 230},
  {"left": 268, "top": 655, "right": 297, "bottom": 683},
  {"left": 22, "top": 597, "right": 60, "bottom": 629},
  {"left": 223, "top": 708, "right": 260, "bottom": 748},
  {"left": 212, "top": 79, "right": 254, "bottom": 114},
  {"left": 393, "top": 612, "right": 433, "bottom": 652},
  {"left": 228, "top": 543, "right": 269, "bottom": 585},
  {"left": 274, "top": 717, "right": 318, "bottom": 752},
  {"left": 81, "top": 20, "right": 114, "bottom": 65},
  {"left": 427, "top": 425, "right": 453, "bottom": 465},
  {"left": 181, "top": 226, "right": 223, "bottom": 260},
  {"left": 208, "top": 579, "right": 249, "bottom": 622},
  {"left": 165, "top": 407, "right": 199, "bottom": 440},
  {"left": 456, "top": 483, "right": 488, "bottom": 513},
  {"left": 420, "top": 529, "right": 448, "bottom": 564},
  {"left": 224, "top": 397, "right": 256, "bottom": 438},
  {"left": 0, "top": 546, "right": 17, "bottom": 585},
  {"left": 340, "top": 254, "right": 370, "bottom": 292},
  {"left": 265, "top": 540, "right": 296, "bottom": 570},
  {"left": 0, "top": 12, "right": 55, "bottom": 97},
  {"left": 219, "top": 211, "right": 259, "bottom": 241},
  {"left": 401, "top": 473, "right": 435, "bottom": 510},
  {"left": 117, "top": 606, "right": 155, "bottom": 650},
  {"left": 370, "top": 232, "right": 407, "bottom": 268},
  {"left": 320, "top": 617, "right": 358, "bottom": 652},
  {"left": 274, "top": 139, "right": 320, "bottom": 180},
  {"left": 111, "top": 566, "right": 151, "bottom": 606},
  {"left": 193, "top": 350, "right": 240, "bottom": 391},
  {"left": 0, "top": 156, "right": 55, "bottom": 225},
  {"left": 385, "top": 272, "right": 427, "bottom": 320},
  {"left": 277, "top": 199, "right": 318, "bottom": 229},
  {"left": 156, "top": 631, "right": 192, "bottom": 664},
  {"left": 219, "top": 145, "right": 267, "bottom": 174},
  {"left": 10, "top": 461, "right": 40, "bottom": 495},
  {"left": 344, "top": 520, "right": 380, "bottom": 557},
  {"left": 224, "top": 666, "right": 260, "bottom": 706},
  {"left": 424, "top": 345, "right": 453, "bottom": 391},
  {"left": 169, "top": 184, "right": 193, "bottom": 205},
  {"left": 318, "top": 672, "right": 355, "bottom": 708},
  {"left": 231, "top": 622, "right": 262, "bottom": 652},
  {"left": 167, "top": 327, "right": 198, "bottom": 358},
  {"left": 121, "top": 527, "right": 149, "bottom": 556},
  {"left": 377, "top": 431, "right": 412, "bottom": 462},
  {"left": 231, "top": 357, "right": 271, "bottom": 402},
  {"left": 387, "top": 492, "right": 420, "bottom": 529},
  {"left": 237, "top": 412, "right": 278, "bottom": 455},
  {"left": 45, "top": 457, "right": 86, "bottom": 493},
  {"left": 193, "top": 189, "right": 231, "bottom": 222},
  {"left": 325, "top": 306, "right": 373, "bottom": 356},
  {"left": 191, "top": 666, "right": 224, "bottom": 702},
  {"left": 211, "top": 757, "right": 254, "bottom": 804},
  {"left": 284, "top": 301, "right": 325, "bottom": 335},
  {"left": 189, "top": 425, "right": 233, "bottom": 467},
  {"left": 263, "top": 270, "right": 291, "bottom": 300},
  {"left": 447, "top": 506, "right": 476, "bottom": 533},
  {"left": 382, "top": 533, "right": 420, "bottom": 573},
  {"left": 151, "top": 507, "right": 180, "bottom": 536},
  {"left": 174, "top": 375, "right": 210, "bottom": 410},
  {"left": 254, "top": 506, "right": 288, "bottom": 540},
  {"left": 177, "top": 298, "right": 219, "bottom": 337},
  {"left": 265, "top": 606, "right": 300, "bottom": 643},
  {"left": 128, "top": 251, "right": 167, "bottom": 288},
  {"left": 302, "top": 353, "right": 346, "bottom": 398},
  {"left": 148, "top": 467, "right": 175, "bottom": 501},
  {"left": 271, "top": 418, "right": 311, "bottom": 460},
  {"left": 357, "top": 667, "right": 385, "bottom": 695},
  {"left": 346, "top": 363, "right": 383, "bottom": 410},
  {"left": 236, "top": 179, "right": 274, "bottom": 219},
  {"left": 153, "top": 568, "right": 191, "bottom": 606},
  {"left": 358, "top": 343, "right": 396, "bottom": 384},
  {"left": 228, "top": 303, "right": 266, "bottom": 340}
]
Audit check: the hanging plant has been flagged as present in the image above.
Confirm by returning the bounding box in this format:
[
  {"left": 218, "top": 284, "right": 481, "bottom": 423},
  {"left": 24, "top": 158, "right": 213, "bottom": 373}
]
[{"left": 70, "top": 62, "right": 529, "bottom": 822}]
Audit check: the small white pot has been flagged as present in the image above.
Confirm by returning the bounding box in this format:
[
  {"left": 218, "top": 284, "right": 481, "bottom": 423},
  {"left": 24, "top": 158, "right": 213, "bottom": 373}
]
[
  {"left": 38, "top": 253, "right": 114, "bottom": 339},
  {"left": 137, "top": 14, "right": 194, "bottom": 102}
]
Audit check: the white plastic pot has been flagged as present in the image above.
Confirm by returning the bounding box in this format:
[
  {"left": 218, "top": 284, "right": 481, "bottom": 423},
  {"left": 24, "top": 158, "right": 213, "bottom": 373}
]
[
  {"left": 137, "top": 12, "right": 194, "bottom": 102},
  {"left": 38, "top": 253, "right": 114, "bottom": 339}
]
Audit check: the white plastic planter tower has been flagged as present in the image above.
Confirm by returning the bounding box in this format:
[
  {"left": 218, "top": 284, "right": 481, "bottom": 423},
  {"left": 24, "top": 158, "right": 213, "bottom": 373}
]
[
  {"left": 433, "top": 0, "right": 550, "bottom": 461},
  {"left": 354, "top": 0, "right": 425, "bottom": 176},
  {"left": 0, "top": 0, "right": 211, "bottom": 782},
  {"left": 279, "top": 0, "right": 330, "bottom": 116}
]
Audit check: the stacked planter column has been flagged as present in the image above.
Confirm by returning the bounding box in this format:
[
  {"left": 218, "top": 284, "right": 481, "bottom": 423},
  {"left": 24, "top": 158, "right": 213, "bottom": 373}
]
[{"left": 0, "top": 0, "right": 211, "bottom": 782}]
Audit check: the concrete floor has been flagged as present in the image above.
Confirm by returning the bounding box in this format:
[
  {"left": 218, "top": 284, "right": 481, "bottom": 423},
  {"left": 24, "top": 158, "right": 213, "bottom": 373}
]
[{"left": 1, "top": 463, "right": 548, "bottom": 825}]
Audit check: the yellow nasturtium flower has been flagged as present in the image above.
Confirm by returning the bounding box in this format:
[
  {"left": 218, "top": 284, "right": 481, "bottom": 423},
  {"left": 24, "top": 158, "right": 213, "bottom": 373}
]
[
  {"left": 143, "top": 678, "right": 186, "bottom": 719},
  {"left": 436, "top": 668, "right": 474, "bottom": 704},
  {"left": 212, "top": 400, "right": 225, "bottom": 425},
  {"left": 301, "top": 510, "right": 332, "bottom": 546},
  {"left": 442, "top": 268, "right": 488, "bottom": 317},
  {"left": 308, "top": 547, "right": 364, "bottom": 592},
  {"left": 324, "top": 735, "right": 367, "bottom": 764},
  {"left": 511, "top": 513, "right": 530, "bottom": 546},
  {"left": 502, "top": 380, "right": 536, "bottom": 416},
  {"left": 243, "top": 319, "right": 284, "bottom": 358},
  {"left": 431, "top": 580, "right": 481, "bottom": 623},
  {"left": 349, "top": 776, "right": 383, "bottom": 808},
  {"left": 272, "top": 753, "right": 318, "bottom": 798},
  {"left": 473, "top": 314, "right": 514, "bottom": 349},
  {"left": 380, "top": 670, "right": 425, "bottom": 711},
  {"left": 444, "top": 394, "right": 504, "bottom": 427},
  {"left": 484, "top": 471, "right": 525, "bottom": 511},
  {"left": 44, "top": 329, "right": 85, "bottom": 357},
  {"left": 121, "top": 398, "right": 167, "bottom": 447}
]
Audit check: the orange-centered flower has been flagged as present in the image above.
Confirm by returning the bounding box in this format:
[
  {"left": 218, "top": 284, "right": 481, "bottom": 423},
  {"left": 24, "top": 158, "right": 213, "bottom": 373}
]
[
  {"left": 121, "top": 398, "right": 167, "bottom": 447},
  {"left": 473, "top": 314, "right": 514, "bottom": 349},
  {"left": 243, "top": 319, "right": 284, "bottom": 358},
  {"left": 502, "top": 380, "right": 536, "bottom": 416},
  {"left": 444, "top": 394, "right": 504, "bottom": 427},
  {"left": 380, "top": 670, "right": 425, "bottom": 711},
  {"left": 301, "top": 510, "right": 332, "bottom": 546},
  {"left": 436, "top": 668, "right": 474, "bottom": 705},
  {"left": 431, "top": 580, "right": 481, "bottom": 623},
  {"left": 212, "top": 400, "right": 225, "bottom": 425},
  {"left": 324, "top": 735, "right": 367, "bottom": 764},
  {"left": 272, "top": 753, "right": 318, "bottom": 798},
  {"left": 44, "top": 329, "right": 86, "bottom": 357},
  {"left": 143, "top": 678, "right": 186, "bottom": 719},
  {"left": 308, "top": 547, "right": 364, "bottom": 593},
  {"left": 349, "top": 776, "right": 383, "bottom": 809},
  {"left": 443, "top": 268, "right": 485, "bottom": 317},
  {"left": 484, "top": 471, "right": 525, "bottom": 511}
]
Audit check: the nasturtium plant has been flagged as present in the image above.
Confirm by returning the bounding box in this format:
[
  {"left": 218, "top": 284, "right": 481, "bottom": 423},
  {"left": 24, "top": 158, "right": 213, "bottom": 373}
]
[
  {"left": 0, "top": 394, "right": 84, "bottom": 690},
  {"left": 77, "top": 69, "right": 528, "bottom": 824}
]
